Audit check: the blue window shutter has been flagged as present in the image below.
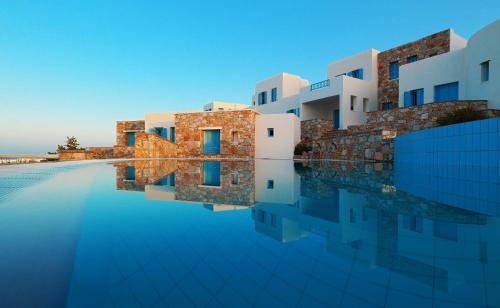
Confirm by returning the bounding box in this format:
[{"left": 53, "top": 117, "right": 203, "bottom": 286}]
[
  {"left": 390, "top": 61, "right": 399, "bottom": 80},
  {"left": 434, "top": 82, "right": 459, "bottom": 102},
  {"left": 161, "top": 127, "right": 167, "bottom": 138},
  {"left": 149, "top": 128, "right": 156, "bottom": 133},
  {"left": 416, "top": 89, "right": 424, "bottom": 105},
  {"left": 358, "top": 69, "right": 363, "bottom": 80},
  {"left": 170, "top": 127, "right": 175, "bottom": 142},
  {"left": 404, "top": 91, "right": 411, "bottom": 107}
]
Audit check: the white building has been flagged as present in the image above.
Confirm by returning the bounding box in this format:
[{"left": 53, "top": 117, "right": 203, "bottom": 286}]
[
  {"left": 400, "top": 20, "right": 500, "bottom": 109},
  {"left": 252, "top": 49, "right": 379, "bottom": 130},
  {"left": 252, "top": 19, "right": 500, "bottom": 129},
  {"left": 203, "top": 101, "right": 249, "bottom": 111}
]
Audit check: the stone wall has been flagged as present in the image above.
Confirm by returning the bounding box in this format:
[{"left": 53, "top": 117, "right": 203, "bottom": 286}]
[
  {"left": 58, "top": 150, "right": 88, "bottom": 161},
  {"left": 359, "top": 100, "right": 489, "bottom": 134},
  {"left": 175, "top": 110, "right": 256, "bottom": 158},
  {"left": 301, "top": 119, "right": 334, "bottom": 143},
  {"left": 113, "top": 120, "right": 145, "bottom": 158},
  {"left": 302, "top": 100, "right": 493, "bottom": 162},
  {"left": 58, "top": 147, "right": 113, "bottom": 161},
  {"left": 174, "top": 160, "right": 255, "bottom": 206},
  {"left": 135, "top": 133, "right": 177, "bottom": 158},
  {"left": 378, "top": 29, "right": 451, "bottom": 110}
]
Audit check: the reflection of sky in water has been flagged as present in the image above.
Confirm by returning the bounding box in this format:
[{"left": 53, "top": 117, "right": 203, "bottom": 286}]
[{"left": 0, "top": 160, "right": 499, "bottom": 307}]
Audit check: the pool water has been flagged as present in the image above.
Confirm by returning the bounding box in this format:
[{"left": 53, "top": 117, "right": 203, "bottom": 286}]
[{"left": 0, "top": 159, "right": 499, "bottom": 308}]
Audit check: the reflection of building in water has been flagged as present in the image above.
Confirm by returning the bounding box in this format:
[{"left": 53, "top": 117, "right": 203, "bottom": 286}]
[
  {"left": 252, "top": 161, "right": 499, "bottom": 293},
  {"left": 114, "top": 160, "right": 255, "bottom": 211},
  {"left": 395, "top": 162, "right": 499, "bottom": 216}
]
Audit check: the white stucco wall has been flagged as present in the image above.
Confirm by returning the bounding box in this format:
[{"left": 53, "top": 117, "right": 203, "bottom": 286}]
[
  {"left": 254, "top": 160, "right": 300, "bottom": 204},
  {"left": 399, "top": 49, "right": 466, "bottom": 106},
  {"left": 203, "top": 101, "right": 249, "bottom": 111},
  {"left": 327, "top": 49, "right": 379, "bottom": 82},
  {"left": 145, "top": 112, "right": 176, "bottom": 131},
  {"left": 465, "top": 19, "right": 500, "bottom": 109},
  {"left": 253, "top": 73, "right": 309, "bottom": 114},
  {"left": 255, "top": 113, "right": 300, "bottom": 159},
  {"left": 339, "top": 76, "right": 378, "bottom": 128}
]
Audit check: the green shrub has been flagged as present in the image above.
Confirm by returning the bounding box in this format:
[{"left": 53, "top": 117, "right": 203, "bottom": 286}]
[
  {"left": 436, "top": 108, "right": 486, "bottom": 127},
  {"left": 294, "top": 142, "right": 312, "bottom": 156}
]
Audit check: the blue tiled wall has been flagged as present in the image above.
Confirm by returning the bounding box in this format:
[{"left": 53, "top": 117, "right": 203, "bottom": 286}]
[{"left": 395, "top": 118, "right": 499, "bottom": 215}]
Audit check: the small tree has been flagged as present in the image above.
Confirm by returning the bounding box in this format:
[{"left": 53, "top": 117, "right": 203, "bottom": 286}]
[
  {"left": 56, "top": 136, "right": 84, "bottom": 152},
  {"left": 65, "top": 136, "right": 80, "bottom": 150}
]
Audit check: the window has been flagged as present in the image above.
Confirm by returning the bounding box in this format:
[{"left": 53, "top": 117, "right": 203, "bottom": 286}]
[
  {"left": 258, "top": 91, "right": 267, "bottom": 105},
  {"left": 286, "top": 108, "right": 301, "bottom": 117},
  {"left": 271, "top": 87, "right": 278, "bottom": 102},
  {"left": 404, "top": 89, "right": 424, "bottom": 107},
  {"left": 170, "top": 127, "right": 175, "bottom": 142},
  {"left": 126, "top": 166, "right": 135, "bottom": 181},
  {"left": 231, "top": 131, "right": 239, "bottom": 144},
  {"left": 267, "top": 180, "right": 274, "bottom": 189},
  {"left": 434, "top": 82, "right": 459, "bottom": 102},
  {"left": 363, "top": 98, "right": 369, "bottom": 112},
  {"left": 258, "top": 210, "right": 266, "bottom": 223},
  {"left": 270, "top": 213, "right": 277, "bottom": 227},
  {"left": 481, "top": 61, "right": 490, "bottom": 82},
  {"left": 349, "top": 208, "right": 356, "bottom": 223},
  {"left": 390, "top": 61, "right": 399, "bottom": 80},
  {"left": 231, "top": 173, "right": 239, "bottom": 185},
  {"left": 407, "top": 55, "right": 418, "bottom": 63},
  {"left": 347, "top": 68, "right": 364, "bottom": 80},
  {"left": 127, "top": 132, "right": 136, "bottom": 146},
  {"left": 403, "top": 215, "right": 423, "bottom": 233},
  {"left": 350, "top": 95, "right": 357, "bottom": 111},
  {"left": 267, "top": 128, "right": 274, "bottom": 137},
  {"left": 203, "top": 162, "right": 221, "bottom": 186},
  {"left": 434, "top": 222, "right": 458, "bottom": 242},
  {"left": 203, "top": 129, "right": 221, "bottom": 154},
  {"left": 382, "top": 102, "right": 393, "bottom": 110}
]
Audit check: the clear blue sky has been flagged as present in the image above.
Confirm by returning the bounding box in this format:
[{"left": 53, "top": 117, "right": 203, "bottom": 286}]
[{"left": 1, "top": 0, "right": 498, "bottom": 154}]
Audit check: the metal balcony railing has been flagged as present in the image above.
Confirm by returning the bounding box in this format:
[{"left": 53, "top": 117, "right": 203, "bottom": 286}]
[{"left": 310, "top": 79, "right": 330, "bottom": 91}]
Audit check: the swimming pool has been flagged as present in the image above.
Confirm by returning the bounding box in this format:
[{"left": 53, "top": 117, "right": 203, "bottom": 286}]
[{"left": 0, "top": 159, "right": 499, "bottom": 307}]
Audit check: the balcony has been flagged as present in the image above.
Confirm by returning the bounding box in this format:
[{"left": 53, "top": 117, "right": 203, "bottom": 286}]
[{"left": 310, "top": 79, "right": 330, "bottom": 91}]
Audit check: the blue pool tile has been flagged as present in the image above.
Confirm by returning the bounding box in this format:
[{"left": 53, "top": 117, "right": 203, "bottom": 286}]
[
  {"left": 163, "top": 287, "right": 196, "bottom": 308},
  {"left": 109, "top": 282, "right": 141, "bottom": 308},
  {"left": 143, "top": 261, "right": 175, "bottom": 298},
  {"left": 177, "top": 274, "right": 213, "bottom": 307},
  {"left": 385, "top": 289, "right": 432, "bottom": 308},
  {"left": 296, "top": 294, "right": 330, "bottom": 308},
  {"left": 304, "top": 277, "right": 343, "bottom": 307},
  {"left": 346, "top": 275, "right": 388, "bottom": 306}
]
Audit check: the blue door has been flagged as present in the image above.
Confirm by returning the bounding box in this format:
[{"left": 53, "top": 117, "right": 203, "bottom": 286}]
[
  {"left": 127, "top": 132, "right": 135, "bottom": 146},
  {"left": 333, "top": 110, "right": 340, "bottom": 129},
  {"left": 203, "top": 162, "right": 221, "bottom": 186},
  {"left": 203, "top": 130, "right": 220, "bottom": 154}
]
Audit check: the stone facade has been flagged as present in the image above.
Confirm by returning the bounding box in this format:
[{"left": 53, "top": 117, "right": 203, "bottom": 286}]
[
  {"left": 301, "top": 100, "right": 493, "bottom": 161},
  {"left": 174, "top": 160, "right": 255, "bottom": 206},
  {"left": 378, "top": 29, "right": 451, "bottom": 110},
  {"left": 359, "top": 100, "right": 489, "bottom": 134},
  {"left": 113, "top": 120, "right": 145, "bottom": 158},
  {"left": 58, "top": 147, "right": 113, "bottom": 161},
  {"left": 135, "top": 133, "right": 177, "bottom": 158},
  {"left": 175, "top": 110, "right": 256, "bottom": 159},
  {"left": 301, "top": 119, "right": 334, "bottom": 143},
  {"left": 114, "top": 160, "right": 255, "bottom": 206}
]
